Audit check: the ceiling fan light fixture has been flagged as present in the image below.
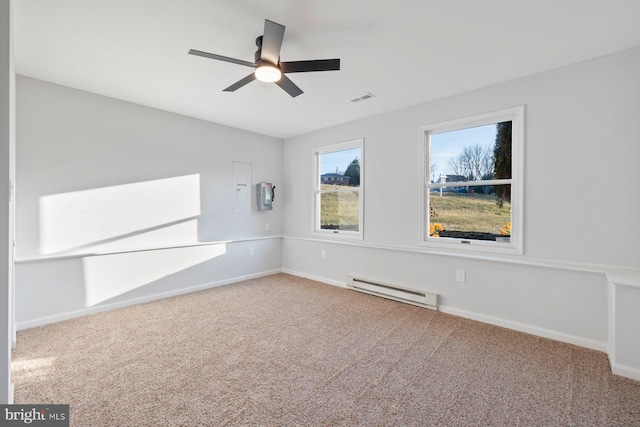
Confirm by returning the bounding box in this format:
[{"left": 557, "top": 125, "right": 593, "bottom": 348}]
[
  {"left": 255, "top": 64, "right": 282, "bottom": 82},
  {"left": 189, "top": 19, "right": 340, "bottom": 97}
]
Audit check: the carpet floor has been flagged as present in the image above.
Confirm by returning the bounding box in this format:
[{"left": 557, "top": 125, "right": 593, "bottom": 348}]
[{"left": 11, "top": 273, "right": 640, "bottom": 426}]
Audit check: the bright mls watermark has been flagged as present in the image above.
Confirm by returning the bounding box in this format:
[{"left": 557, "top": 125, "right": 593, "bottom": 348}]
[{"left": 1, "top": 405, "right": 69, "bottom": 426}]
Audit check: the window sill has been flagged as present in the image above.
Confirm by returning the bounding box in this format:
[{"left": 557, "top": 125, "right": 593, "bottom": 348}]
[
  {"left": 312, "top": 230, "right": 363, "bottom": 240},
  {"left": 421, "top": 236, "right": 522, "bottom": 256}
]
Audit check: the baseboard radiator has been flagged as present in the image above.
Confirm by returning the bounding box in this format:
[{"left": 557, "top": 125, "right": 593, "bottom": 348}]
[{"left": 346, "top": 276, "right": 438, "bottom": 310}]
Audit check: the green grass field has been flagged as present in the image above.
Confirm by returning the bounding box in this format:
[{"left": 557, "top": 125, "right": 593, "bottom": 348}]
[
  {"left": 429, "top": 192, "right": 510, "bottom": 234},
  {"left": 319, "top": 185, "right": 510, "bottom": 235},
  {"left": 320, "top": 184, "right": 359, "bottom": 230}
]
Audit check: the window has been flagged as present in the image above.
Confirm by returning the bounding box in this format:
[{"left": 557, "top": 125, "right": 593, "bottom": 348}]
[
  {"left": 314, "top": 139, "right": 363, "bottom": 238},
  {"left": 422, "top": 107, "right": 523, "bottom": 254}
]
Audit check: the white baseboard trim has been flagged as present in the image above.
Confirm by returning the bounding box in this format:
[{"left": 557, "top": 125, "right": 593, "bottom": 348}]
[
  {"left": 439, "top": 305, "right": 608, "bottom": 353},
  {"left": 281, "top": 269, "right": 346, "bottom": 288},
  {"left": 607, "top": 346, "right": 640, "bottom": 380},
  {"left": 610, "top": 361, "right": 640, "bottom": 381},
  {"left": 16, "top": 269, "right": 282, "bottom": 331}
]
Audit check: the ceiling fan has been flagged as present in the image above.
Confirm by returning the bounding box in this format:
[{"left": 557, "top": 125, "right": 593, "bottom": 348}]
[{"left": 189, "top": 19, "right": 340, "bottom": 98}]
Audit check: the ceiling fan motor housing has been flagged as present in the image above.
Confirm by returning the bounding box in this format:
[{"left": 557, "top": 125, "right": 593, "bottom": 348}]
[
  {"left": 254, "top": 36, "right": 263, "bottom": 63},
  {"left": 254, "top": 36, "right": 278, "bottom": 66},
  {"left": 189, "top": 19, "right": 340, "bottom": 97}
]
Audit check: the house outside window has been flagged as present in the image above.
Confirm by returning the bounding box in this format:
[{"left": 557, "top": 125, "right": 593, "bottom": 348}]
[
  {"left": 321, "top": 173, "right": 350, "bottom": 186},
  {"left": 314, "top": 139, "right": 363, "bottom": 238},
  {"left": 422, "top": 106, "right": 524, "bottom": 254}
]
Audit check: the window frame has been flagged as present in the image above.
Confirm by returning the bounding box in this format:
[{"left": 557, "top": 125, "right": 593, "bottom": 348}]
[
  {"left": 421, "top": 106, "right": 524, "bottom": 255},
  {"left": 313, "top": 138, "right": 364, "bottom": 239}
]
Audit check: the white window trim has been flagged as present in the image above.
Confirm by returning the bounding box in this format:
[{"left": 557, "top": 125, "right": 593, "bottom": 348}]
[
  {"left": 313, "top": 138, "right": 364, "bottom": 240},
  {"left": 420, "top": 106, "right": 524, "bottom": 255}
]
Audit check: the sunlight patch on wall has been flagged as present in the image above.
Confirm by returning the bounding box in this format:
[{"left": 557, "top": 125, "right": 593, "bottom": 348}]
[
  {"left": 102, "top": 219, "right": 199, "bottom": 253},
  {"left": 39, "top": 174, "right": 201, "bottom": 255},
  {"left": 83, "top": 243, "right": 226, "bottom": 306}
]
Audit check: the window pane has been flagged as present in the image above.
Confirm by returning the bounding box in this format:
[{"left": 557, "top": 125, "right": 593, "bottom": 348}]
[
  {"left": 429, "top": 185, "right": 511, "bottom": 241},
  {"left": 319, "top": 148, "right": 361, "bottom": 188},
  {"left": 316, "top": 143, "right": 362, "bottom": 235},
  {"left": 430, "top": 122, "right": 511, "bottom": 183},
  {"left": 320, "top": 191, "right": 359, "bottom": 231}
]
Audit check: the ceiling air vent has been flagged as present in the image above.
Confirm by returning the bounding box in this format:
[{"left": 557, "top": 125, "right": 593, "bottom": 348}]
[{"left": 350, "top": 92, "right": 375, "bottom": 103}]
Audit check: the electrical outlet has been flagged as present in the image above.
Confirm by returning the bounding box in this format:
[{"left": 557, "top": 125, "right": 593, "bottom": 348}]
[
  {"left": 249, "top": 247, "right": 255, "bottom": 257},
  {"left": 321, "top": 249, "right": 327, "bottom": 259},
  {"left": 265, "top": 223, "right": 270, "bottom": 231},
  {"left": 456, "top": 269, "right": 466, "bottom": 283}
]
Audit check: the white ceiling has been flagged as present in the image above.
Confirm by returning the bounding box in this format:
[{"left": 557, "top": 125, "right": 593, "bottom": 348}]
[{"left": 13, "top": 0, "right": 640, "bottom": 139}]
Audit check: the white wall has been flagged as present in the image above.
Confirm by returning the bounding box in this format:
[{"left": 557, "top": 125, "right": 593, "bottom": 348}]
[
  {"left": 15, "top": 76, "right": 284, "bottom": 328},
  {"left": 12, "top": 42, "right": 640, "bottom": 372},
  {"left": 0, "top": 0, "right": 16, "bottom": 404},
  {"left": 282, "top": 46, "right": 640, "bottom": 350}
]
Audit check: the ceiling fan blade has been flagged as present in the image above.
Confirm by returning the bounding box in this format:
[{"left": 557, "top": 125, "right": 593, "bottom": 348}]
[
  {"left": 275, "top": 75, "right": 303, "bottom": 97},
  {"left": 261, "top": 20, "right": 285, "bottom": 64},
  {"left": 280, "top": 59, "right": 341, "bottom": 73},
  {"left": 188, "top": 49, "right": 255, "bottom": 68},
  {"left": 223, "top": 73, "right": 257, "bottom": 92}
]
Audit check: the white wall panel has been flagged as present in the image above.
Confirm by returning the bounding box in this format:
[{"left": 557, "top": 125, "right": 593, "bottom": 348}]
[
  {"left": 16, "top": 238, "right": 282, "bottom": 329},
  {"left": 16, "top": 76, "right": 284, "bottom": 260},
  {"left": 284, "top": 47, "right": 640, "bottom": 267},
  {"left": 15, "top": 76, "right": 284, "bottom": 327},
  {"left": 282, "top": 238, "right": 608, "bottom": 349},
  {"left": 282, "top": 47, "right": 640, "bottom": 351}
]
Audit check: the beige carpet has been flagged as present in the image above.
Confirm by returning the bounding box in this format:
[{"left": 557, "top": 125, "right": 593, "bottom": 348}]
[{"left": 11, "top": 273, "right": 640, "bottom": 426}]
